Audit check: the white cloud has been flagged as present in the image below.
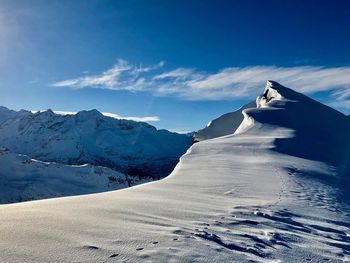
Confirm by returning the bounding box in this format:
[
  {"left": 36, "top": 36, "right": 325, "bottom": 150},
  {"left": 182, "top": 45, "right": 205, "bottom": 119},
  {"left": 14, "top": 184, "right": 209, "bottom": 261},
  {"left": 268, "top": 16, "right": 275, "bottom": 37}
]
[
  {"left": 327, "top": 100, "right": 350, "bottom": 110},
  {"left": 168, "top": 129, "right": 193, "bottom": 134},
  {"left": 154, "top": 66, "right": 350, "bottom": 100},
  {"left": 51, "top": 59, "right": 350, "bottom": 102},
  {"left": 50, "top": 110, "right": 77, "bottom": 115},
  {"left": 31, "top": 110, "right": 77, "bottom": 115},
  {"left": 31, "top": 110, "right": 160, "bottom": 122},
  {"left": 101, "top": 112, "right": 160, "bottom": 122},
  {"left": 51, "top": 59, "right": 164, "bottom": 91},
  {"left": 153, "top": 68, "right": 196, "bottom": 80}
]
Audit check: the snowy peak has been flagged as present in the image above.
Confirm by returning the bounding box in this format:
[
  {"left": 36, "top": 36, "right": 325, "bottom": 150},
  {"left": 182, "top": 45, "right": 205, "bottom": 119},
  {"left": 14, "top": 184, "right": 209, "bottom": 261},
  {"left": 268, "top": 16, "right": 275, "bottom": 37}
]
[
  {"left": 240, "top": 81, "right": 350, "bottom": 180},
  {"left": 194, "top": 80, "right": 314, "bottom": 142},
  {"left": 0, "top": 106, "right": 32, "bottom": 125},
  {"left": 255, "top": 80, "right": 313, "bottom": 108},
  {"left": 256, "top": 80, "right": 284, "bottom": 108},
  {"left": 76, "top": 109, "right": 104, "bottom": 120},
  {"left": 194, "top": 80, "right": 301, "bottom": 142},
  {"left": 196, "top": 80, "right": 350, "bottom": 182},
  {"left": 0, "top": 106, "right": 20, "bottom": 124},
  {"left": 0, "top": 106, "right": 192, "bottom": 180},
  {"left": 256, "top": 80, "right": 342, "bottom": 113}
]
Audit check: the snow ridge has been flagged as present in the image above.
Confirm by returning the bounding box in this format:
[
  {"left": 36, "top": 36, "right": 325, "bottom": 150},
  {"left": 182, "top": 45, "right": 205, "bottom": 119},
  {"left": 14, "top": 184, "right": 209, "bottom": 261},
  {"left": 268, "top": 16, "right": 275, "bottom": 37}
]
[{"left": 194, "top": 101, "right": 256, "bottom": 141}]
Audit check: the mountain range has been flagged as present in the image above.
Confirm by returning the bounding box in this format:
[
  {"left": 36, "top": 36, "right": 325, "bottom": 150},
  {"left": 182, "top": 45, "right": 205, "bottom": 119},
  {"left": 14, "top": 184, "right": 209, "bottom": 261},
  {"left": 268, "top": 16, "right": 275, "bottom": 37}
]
[{"left": 0, "top": 107, "right": 191, "bottom": 203}]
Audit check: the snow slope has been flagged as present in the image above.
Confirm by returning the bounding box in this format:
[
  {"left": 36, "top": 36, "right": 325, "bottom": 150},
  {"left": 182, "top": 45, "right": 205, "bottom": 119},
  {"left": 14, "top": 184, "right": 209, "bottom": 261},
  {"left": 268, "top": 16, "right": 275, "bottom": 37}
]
[
  {"left": 0, "top": 148, "right": 150, "bottom": 204},
  {"left": 0, "top": 108, "right": 191, "bottom": 179},
  {"left": 194, "top": 101, "right": 256, "bottom": 142},
  {"left": 0, "top": 81, "right": 349, "bottom": 262}
]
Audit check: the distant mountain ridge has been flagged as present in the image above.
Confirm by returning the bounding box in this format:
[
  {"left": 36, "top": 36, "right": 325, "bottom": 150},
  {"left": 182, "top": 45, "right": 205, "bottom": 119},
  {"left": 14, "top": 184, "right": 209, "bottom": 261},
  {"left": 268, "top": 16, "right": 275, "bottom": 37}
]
[
  {"left": 0, "top": 107, "right": 191, "bottom": 203},
  {"left": 0, "top": 107, "right": 191, "bottom": 179}
]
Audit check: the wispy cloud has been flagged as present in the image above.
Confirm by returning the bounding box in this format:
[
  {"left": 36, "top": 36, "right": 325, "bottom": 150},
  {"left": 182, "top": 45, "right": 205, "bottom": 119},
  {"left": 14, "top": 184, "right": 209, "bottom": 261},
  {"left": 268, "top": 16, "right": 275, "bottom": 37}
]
[
  {"left": 168, "top": 129, "right": 193, "bottom": 134},
  {"left": 100, "top": 112, "right": 160, "bottom": 122},
  {"left": 327, "top": 100, "right": 350, "bottom": 110},
  {"left": 31, "top": 110, "right": 160, "bottom": 122},
  {"left": 153, "top": 68, "right": 196, "bottom": 80},
  {"left": 52, "top": 59, "right": 164, "bottom": 91},
  {"left": 52, "top": 59, "right": 350, "bottom": 104},
  {"left": 154, "top": 66, "right": 350, "bottom": 101}
]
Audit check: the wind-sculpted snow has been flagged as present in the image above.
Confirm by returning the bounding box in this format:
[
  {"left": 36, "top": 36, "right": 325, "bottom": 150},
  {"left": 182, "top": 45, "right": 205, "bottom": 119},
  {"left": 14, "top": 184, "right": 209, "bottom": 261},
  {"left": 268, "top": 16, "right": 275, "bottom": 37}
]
[
  {"left": 0, "top": 81, "right": 349, "bottom": 262},
  {"left": 194, "top": 101, "right": 256, "bottom": 142},
  {"left": 241, "top": 80, "right": 350, "bottom": 182}
]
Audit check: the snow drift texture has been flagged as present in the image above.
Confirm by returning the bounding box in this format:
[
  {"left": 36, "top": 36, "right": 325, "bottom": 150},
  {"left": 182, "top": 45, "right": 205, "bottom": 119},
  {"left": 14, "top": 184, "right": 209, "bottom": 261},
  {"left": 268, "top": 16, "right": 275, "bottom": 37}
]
[
  {"left": 194, "top": 101, "right": 256, "bottom": 141},
  {"left": 0, "top": 81, "right": 349, "bottom": 262}
]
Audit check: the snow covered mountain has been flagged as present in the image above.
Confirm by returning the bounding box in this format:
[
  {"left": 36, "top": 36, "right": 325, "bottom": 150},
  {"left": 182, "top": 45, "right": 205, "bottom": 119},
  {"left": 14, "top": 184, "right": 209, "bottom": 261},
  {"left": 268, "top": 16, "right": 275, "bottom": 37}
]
[
  {"left": 0, "top": 108, "right": 191, "bottom": 178},
  {"left": 0, "top": 108, "right": 191, "bottom": 203},
  {"left": 243, "top": 80, "right": 350, "bottom": 182},
  {"left": 0, "top": 106, "right": 29, "bottom": 123},
  {"left": 0, "top": 81, "right": 349, "bottom": 262}
]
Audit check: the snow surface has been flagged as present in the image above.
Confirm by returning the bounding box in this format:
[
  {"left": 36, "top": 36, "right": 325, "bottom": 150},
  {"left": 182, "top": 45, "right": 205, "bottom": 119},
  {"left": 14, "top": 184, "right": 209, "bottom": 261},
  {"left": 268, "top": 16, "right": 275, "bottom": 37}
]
[
  {"left": 194, "top": 101, "right": 256, "bottom": 141},
  {"left": 0, "top": 148, "right": 150, "bottom": 204},
  {"left": 0, "top": 81, "right": 349, "bottom": 262}
]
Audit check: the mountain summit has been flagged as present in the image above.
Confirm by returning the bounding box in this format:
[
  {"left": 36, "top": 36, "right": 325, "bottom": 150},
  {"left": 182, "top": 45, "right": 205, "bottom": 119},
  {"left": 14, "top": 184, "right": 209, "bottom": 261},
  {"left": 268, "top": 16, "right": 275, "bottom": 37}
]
[
  {"left": 239, "top": 80, "right": 350, "bottom": 181},
  {"left": 197, "top": 80, "right": 350, "bottom": 183}
]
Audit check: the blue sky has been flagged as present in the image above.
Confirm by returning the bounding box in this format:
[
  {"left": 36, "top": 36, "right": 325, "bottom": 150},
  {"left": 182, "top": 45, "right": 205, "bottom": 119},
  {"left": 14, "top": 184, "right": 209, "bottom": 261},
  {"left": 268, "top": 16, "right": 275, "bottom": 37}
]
[{"left": 0, "top": 0, "right": 350, "bottom": 132}]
